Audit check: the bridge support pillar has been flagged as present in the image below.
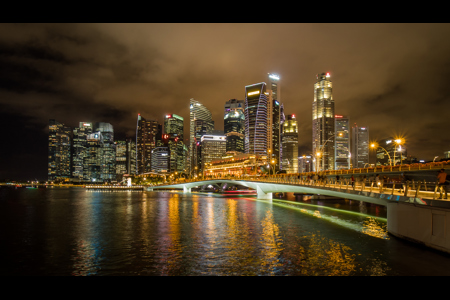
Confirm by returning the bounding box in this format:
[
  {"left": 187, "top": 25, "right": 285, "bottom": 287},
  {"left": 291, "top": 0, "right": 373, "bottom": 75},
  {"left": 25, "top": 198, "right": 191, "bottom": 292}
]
[
  {"left": 256, "top": 185, "right": 272, "bottom": 200},
  {"left": 183, "top": 186, "right": 191, "bottom": 193}
]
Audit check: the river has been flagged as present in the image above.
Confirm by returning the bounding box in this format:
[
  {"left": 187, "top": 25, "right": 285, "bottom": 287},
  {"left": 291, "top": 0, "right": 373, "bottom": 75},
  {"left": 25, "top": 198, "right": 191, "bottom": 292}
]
[{"left": 1, "top": 186, "right": 450, "bottom": 276}]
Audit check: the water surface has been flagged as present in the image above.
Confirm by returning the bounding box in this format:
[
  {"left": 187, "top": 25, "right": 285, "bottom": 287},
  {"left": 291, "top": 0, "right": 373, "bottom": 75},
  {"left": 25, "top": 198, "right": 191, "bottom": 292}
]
[{"left": 1, "top": 187, "right": 450, "bottom": 276}]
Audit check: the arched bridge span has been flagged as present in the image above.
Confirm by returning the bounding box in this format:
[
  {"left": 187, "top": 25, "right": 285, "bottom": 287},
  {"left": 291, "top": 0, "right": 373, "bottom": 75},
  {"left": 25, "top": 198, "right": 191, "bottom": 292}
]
[{"left": 150, "top": 179, "right": 422, "bottom": 207}]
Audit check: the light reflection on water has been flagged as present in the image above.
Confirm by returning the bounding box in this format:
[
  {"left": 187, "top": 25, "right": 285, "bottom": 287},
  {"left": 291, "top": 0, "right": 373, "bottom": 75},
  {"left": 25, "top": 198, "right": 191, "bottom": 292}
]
[{"left": 1, "top": 187, "right": 450, "bottom": 276}]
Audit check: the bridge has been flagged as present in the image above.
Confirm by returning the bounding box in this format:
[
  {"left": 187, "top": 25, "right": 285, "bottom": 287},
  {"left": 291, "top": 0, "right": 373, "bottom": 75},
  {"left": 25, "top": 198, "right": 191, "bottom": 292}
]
[{"left": 149, "top": 175, "right": 450, "bottom": 254}]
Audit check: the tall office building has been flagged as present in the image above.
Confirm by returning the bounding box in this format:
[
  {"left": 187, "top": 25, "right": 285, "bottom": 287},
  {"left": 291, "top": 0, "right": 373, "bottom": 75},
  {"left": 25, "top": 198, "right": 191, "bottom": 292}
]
[
  {"left": 48, "top": 119, "right": 72, "bottom": 182},
  {"left": 115, "top": 140, "right": 128, "bottom": 180},
  {"left": 126, "top": 138, "right": 136, "bottom": 175},
  {"left": 84, "top": 131, "right": 103, "bottom": 182},
  {"left": 136, "top": 114, "right": 159, "bottom": 174},
  {"left": 224, "top": 99, "right": 245, "bottom": 114},
  {"left": 72, "top": 122, "right": 92, "bottom": 181},
  {"left": 245, "top": 82, "right": 269, "bottom": 155},
  {"left": 281, "top": 114, "right": 298, "bottom": 173},
  {"left": 201, "top": 135, "right": 227, "bottom": 175},
  {"left": 189, "top": 98, "right": 214, "bottom": 173},
  {"left": 267, "top": 73, "right": 281, "bottom": 171},
  {"left": 335, "top": 115, "right": 350, "bottom": 170},
  {"left": 164, "top": 114, "right": 184, "bottom": 139},
  {"left": 115, "top": 138, "right": 136, "bottom": 180},
  {"left": 351, "top": 124, "right": 369, "bottom": 168},
  {"left": 312, "top": 72, "right": 335, "bottom": 171},
  {"left": 224, "top": 99, "right": 245, "bottom": 153},
  {"left": 151, "top": 147, "right": 170, "bottom": 173},
  {"left": 279, "top": 103, "right": 285, "bottom": 169},
  {"left": 164, "top": 114, "right": 185, "bottom": 173},
  {"left": 95, "top": 122, "right": 115, "bottom": 182}
]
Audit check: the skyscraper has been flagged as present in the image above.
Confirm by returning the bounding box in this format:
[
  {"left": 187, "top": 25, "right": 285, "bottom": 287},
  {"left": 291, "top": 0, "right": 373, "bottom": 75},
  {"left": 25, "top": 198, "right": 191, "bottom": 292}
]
[
  {"left": 335, "top": 115, "right": 350, "bottom": 170},
  {"left": 281, "top": 114, "right": 298, "bottom": 173},
  {"left": 115, "top": 140, "right": 127, "bottom": 180},
  {"left": 351, "top": 124, "right": 369, "bottom": 168},
  {"left": 151, "top": 147, "right": 170, "bottom": 173},
  {"left": 95, "top": 122, "right": 115, "bottom": 182},
  {"left": 115, "top": 138, "right": 136, "bottom": 180},
  {"left": 312, "top": 72, "right": 335, "bottom": 171},
  {"left": 48, "top": 119, "right": 72, "bottom": 182},
  {"left": 189, "top": 98, "right": 214, "bottom": 173},
  {"left": 126, "top": 138, "right": 136, "bottom": 175},
  {"left": 164, "top": 114, "right": 185, "bottom": 173},
  {"left": 164, "top": 114, "right": 184, "bottom": 140},
  {"left": 84, "top": 131, "right": 103, "bottom": 182},
  {"left": 72, "top": 122, "right": 92, "bottom": 181},
  {"left": 224, "top": 99, "right": 245, "bottom": 153},
  {"left": 268, "top": 73, "right": 281, "bottom": 171},
  {"left": 279, "top": 103, "right": 285, "bottom": 169},
  {"left": 136, "top": 114, "right": 159, "bottom": 174},
  {"left": 245, "top": 82, "right": 268, "bottom": 155}
]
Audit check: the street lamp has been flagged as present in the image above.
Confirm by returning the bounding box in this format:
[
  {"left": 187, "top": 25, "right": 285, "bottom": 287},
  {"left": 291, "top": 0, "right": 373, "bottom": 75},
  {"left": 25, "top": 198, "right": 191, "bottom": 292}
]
[
  {"left": 317, "top": 132, "right": 342, "bottom": 171},
  {"left": 371, "top": 142, "right": 392, "bottom": 166},
  {"left": 394, "top": 138, "right": 405, "bottom": 165},
  {"left": 270, "top": 158, "right": 277, "bottom": 175},
  {"left": 315, "top": 151, "right": 322, "bottom": 172}
]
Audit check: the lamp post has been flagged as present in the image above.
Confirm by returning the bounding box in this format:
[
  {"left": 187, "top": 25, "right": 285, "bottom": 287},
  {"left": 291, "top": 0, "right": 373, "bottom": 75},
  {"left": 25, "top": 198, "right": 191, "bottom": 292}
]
[
  {"left": 270, "top": 158, "right": 277, "bottom": 175},
  {"left": 317, "top": 132, "right": 342, "bottom": 172},
  {"left": 371, "top": 142, "right": 392, "bottom": 166},
  {"left": 394, "top": 138, "right": 405, "bottom": 165}
]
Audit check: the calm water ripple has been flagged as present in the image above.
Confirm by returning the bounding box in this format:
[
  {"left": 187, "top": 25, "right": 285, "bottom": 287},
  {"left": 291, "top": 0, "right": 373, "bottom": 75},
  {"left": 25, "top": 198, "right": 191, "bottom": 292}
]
[{"left": 1, "top": 187, "right": 450, "bottom": 276}]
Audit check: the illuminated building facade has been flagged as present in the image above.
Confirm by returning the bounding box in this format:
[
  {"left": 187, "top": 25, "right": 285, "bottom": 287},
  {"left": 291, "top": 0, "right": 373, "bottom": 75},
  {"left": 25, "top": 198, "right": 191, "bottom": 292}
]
[
  {"left": 351, "top": 124, "right": 369, "bottom": 168},
  {"left": 126, "top": 138, "right": 136, "bottom": 175},
  {"left": 245, "top": 82, "right": 268, "bottom": 155},
  {"left": 115, "top": 140, "right": 127, "bottom": 179},
  {"left": 204, "top": 153, "right": 266, "bottom": 177},
  {"left": 72, "top": 122, "right": 92, "bottom": 180},
  {"left": 200, "top": 135, "right": 227, "bottom": 175},
  {"left": 151, "top": 147, "right": 170, "bottom": 173},
  {"left": 224, "top": 99, "right": 245, "bottom": 153},
  {"left": 268, "top": 73, "right": 281, "bottom": 171},
  {"left": 335, "top": 115, "right": 350, "bottom": 170},
  {"left": 48, "top": 119, "right": 72, "bottom": 182},
  {"left": 136, "top": 114, "right": 160, "bottom": 174},
  {"left": 161, "top": 133, "right": 185, "bottom": 173},
  {"left": 312, "top": 72, "right": 335, "bottom": 171},
  {"left": 115, "top": 138, "right": 135, "bottom": 180},
  {"left": 281, "top": 114, "right": 298, "bottom": 173},
  {"left": 164, "top": 114, "right": 184, "bottom": 140},
  {"left": 279, "top": 103, "right": 285, "bottom": 169},
  {"left": 95, "top": 122, "right": 115, "bottom": 182},
  {"left": 189, "top": 98, "right": 214, "bottom": 173},
  {"left": 83, "top": 131, "right": 103, "bottom": 182},
  {"left": 164, "top": 114, "right": 186, "bottom": 173}
]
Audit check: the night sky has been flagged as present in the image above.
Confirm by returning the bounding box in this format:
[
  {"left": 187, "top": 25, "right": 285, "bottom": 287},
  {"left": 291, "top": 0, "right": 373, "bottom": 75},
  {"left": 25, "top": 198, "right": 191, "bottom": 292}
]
[{"left": 2, "top": 23, "right": 450, "bottom": 181}]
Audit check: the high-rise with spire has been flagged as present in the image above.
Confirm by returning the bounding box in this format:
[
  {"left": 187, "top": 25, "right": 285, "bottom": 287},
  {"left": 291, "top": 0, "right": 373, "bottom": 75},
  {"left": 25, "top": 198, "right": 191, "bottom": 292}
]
[
  {"left": 267, "top": 73, "right": 281, "bottom": 171},
  {"left": 312, "top": 72, "right": 335, "bottom": 171}
]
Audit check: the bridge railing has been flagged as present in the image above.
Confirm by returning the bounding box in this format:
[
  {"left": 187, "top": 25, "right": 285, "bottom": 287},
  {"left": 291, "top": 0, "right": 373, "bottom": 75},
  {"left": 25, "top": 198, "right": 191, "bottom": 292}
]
[
  {"left": 251, "top": 176, "right": 447, "bottom": 200},
  {"left": 154, "top": 175, "right": 448, "bottom": 201}
]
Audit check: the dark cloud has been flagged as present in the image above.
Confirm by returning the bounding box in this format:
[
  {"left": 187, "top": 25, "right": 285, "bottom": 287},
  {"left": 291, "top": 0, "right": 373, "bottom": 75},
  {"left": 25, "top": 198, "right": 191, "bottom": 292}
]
[{"left": 2, "top": 23, "right": 450, "bottom": 180}]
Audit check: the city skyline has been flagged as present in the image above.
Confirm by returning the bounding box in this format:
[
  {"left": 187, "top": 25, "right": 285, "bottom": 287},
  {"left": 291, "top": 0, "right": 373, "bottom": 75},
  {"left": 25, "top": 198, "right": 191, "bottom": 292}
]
[{"left": 2, "top": 23, "right": 450, "bottom": 181}]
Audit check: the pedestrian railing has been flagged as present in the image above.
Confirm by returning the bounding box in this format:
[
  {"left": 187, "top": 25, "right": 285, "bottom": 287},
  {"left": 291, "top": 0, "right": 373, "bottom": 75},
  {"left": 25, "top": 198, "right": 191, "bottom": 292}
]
[{"left": 154, "top": 176, "right": 447, "bottom": 201}]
